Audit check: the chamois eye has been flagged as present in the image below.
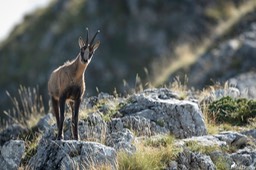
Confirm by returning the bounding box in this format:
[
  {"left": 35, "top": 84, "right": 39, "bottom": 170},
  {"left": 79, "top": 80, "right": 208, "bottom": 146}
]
[{"left": 89, "top": 51, "right": 93, "bottom": 58}]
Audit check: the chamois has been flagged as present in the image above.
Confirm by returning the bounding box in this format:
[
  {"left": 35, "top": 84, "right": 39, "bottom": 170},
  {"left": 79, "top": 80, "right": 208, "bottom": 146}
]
[{"left": 48, "top": 28, "right": 100, "bottom": 140}]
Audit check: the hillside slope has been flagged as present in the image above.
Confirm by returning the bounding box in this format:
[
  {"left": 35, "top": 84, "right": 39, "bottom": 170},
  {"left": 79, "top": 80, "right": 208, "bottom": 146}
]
[
  {"left": 0, "top": 0, "right": 255, "bottom": 112},
  {"left": 168, "top": 8, "right": 256, "bottom": 90}
]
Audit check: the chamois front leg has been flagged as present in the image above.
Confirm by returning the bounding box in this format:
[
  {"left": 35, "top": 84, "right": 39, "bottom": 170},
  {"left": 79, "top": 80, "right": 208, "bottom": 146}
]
[
  {"left": 72, "top": 98, "right": 81, "bottom": 140},
  {"left": 51, "top": 97, "right": 60, "bottom": 131},
  {"left": 58, "top": 95, "right": 66, "bottom": 140}
]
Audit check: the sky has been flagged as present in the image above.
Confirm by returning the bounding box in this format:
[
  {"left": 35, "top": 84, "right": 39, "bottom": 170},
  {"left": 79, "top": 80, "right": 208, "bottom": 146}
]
[{"left": 0, "top": 0, "right": 52, "bottom": 42}]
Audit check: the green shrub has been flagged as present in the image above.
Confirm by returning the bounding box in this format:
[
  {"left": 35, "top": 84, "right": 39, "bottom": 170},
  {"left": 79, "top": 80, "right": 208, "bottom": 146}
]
[{"left": 208, "top": 96, "right": 256, "bottom": 125}]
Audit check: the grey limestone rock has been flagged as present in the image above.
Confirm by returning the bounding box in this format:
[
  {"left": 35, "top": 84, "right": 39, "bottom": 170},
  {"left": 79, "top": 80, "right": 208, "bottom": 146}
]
[
  {"left": 106, "top": 128, "right": 136, "bottom": 154},
  {"left": 0, "top": 140, "right": 25, "bottom": 170},
  {"left": 36, "top": 113, "right": 54, "bottom": 133},
  {"left": 230, "top": 147, "right": 256, "bottom": 170},
  {"left": 214, "top": 131, "right": 249, "bottom": 149},
  {"left": 176, "top": 148, "right": 216, "bottom": 170},
  {"left": 43, "top": 112, "right": 107, "bottom": 142},
  {"left": 177, "top": 131, "right": 256, "bottom": 169},
  {"left": 28, "top": 139, "right": 117, "bottom": 170},
  {"left": 120, "top": 88, "right": 207, "bottom": 138},
  {"left": 242, "top": 129, "right": 256, "bottom": 139}
]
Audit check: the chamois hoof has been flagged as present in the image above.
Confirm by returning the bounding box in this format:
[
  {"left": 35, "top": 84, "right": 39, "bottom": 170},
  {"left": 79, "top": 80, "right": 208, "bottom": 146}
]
[
  {"left": 57, "top": 135, "right": 63, "bottom": 140},
  {"left": 73, "top": 135, "right": 80, "bottom": 140}
]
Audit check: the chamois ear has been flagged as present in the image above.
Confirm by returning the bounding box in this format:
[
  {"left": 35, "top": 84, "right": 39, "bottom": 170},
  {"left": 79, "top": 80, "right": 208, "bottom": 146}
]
[
  {"left": 78, "top": 37, "right": 85, "bottom": 49},
  {"left": 91, "top": 41, "right": 100, "bottom": 51}
]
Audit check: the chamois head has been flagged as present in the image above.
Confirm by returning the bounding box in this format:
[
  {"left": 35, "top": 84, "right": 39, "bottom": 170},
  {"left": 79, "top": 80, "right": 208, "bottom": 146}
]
[{"left": 78, "top": 28, "right": 100, "bottom": 64}]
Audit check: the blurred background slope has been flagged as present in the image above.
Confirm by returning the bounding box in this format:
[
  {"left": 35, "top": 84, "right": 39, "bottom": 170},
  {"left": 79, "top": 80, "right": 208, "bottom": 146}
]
[{"left": 0, "top": 0, "right": 256, "bottom": 113}]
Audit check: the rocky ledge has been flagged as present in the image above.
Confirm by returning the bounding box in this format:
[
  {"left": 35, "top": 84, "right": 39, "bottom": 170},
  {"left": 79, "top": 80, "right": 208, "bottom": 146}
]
[{"left": 0, "top": 88, "right": 255, "bottom": 169}]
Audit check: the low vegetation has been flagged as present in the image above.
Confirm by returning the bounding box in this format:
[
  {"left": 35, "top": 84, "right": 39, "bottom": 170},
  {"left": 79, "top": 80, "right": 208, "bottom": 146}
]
[
  {"left": 185, "top": 141, "right": 222, "bottom": 155},
  {"left": 21, "top": 132, "right": 42, "bottom": 166},
  {"left": 1, "top": 85, "right": 46, "bottom": 130},
  {"left": 118, "top": 135, "right": 182, "bottom": 170},
  {"left": 208, "top": 96, "right": 256, "bottom": 125}
]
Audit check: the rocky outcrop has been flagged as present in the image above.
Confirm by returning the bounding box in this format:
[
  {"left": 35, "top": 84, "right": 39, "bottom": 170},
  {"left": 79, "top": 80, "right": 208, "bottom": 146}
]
[
  {"left": 28, "top": 139, "right": 117, "bottom": 170},
  {"left": 174, "top": 131, "right": 256, "bottom": 169},
  {"left": 0, "top": 88, "right": 255, "bottom": 169},
  {"left": 106, "top": 128, "right": 136, "bottom": 154},
  {"left": 173, "top": 148, "right": 216, "bottom": 170},
  {"left": 0, "top": 140, "right": 25, "bottom": 170},
  {"left": 120, "top": 88, "right": 207, "bottom": 138},
  {"left": 43, "top": 112, "right": 107, "bottom": 142}
]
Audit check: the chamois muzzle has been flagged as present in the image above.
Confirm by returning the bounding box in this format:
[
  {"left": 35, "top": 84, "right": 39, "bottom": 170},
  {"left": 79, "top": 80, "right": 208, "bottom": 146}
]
[{"left": 80, "top": 28, "right": 100, "bottom": 63}]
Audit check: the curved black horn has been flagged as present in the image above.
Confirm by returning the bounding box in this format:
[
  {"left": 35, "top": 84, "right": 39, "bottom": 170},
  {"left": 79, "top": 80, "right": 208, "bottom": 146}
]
[
  {"left": 90, "top": 30, "right": 100, "bottom": 46},
  {"left": 86, "top": 27, "right": 89, "bottom": 46}
]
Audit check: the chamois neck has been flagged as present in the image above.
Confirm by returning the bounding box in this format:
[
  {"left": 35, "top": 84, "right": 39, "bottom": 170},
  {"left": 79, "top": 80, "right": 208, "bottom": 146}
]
[{"left": 73, "top": 54, "right": 88, "bottom": 78}]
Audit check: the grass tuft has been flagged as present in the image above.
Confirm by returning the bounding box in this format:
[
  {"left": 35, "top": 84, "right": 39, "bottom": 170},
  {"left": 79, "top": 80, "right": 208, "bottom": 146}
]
[
  {"left": 1, "top": 85, "right": 46, "bottom": 130},
  {"left": 185, "top": 141, "right": 221, "bottom": 155},
  {"left": 117, "top": 135, "right": 182, "bottom": 170},
  {"left": 21, "top": 132, "right": 42, "bottom": 167}
]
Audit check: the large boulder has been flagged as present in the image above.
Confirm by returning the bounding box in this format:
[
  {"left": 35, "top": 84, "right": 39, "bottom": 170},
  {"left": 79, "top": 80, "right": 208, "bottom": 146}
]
[
  {"left": 120, "top": 88, "right": 207, "bottom": 138},
  {"left": 0, "top": 140, "right": 25, "bottom": 170},
  {"left": 28, "top": 139, "right": 117, "bottom": 170}
]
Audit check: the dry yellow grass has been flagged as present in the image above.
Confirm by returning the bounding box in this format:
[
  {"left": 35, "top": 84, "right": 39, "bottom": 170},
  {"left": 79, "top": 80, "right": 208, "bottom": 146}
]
[{"left": 117, "top": 135, "right": 182, "bottom": 170}]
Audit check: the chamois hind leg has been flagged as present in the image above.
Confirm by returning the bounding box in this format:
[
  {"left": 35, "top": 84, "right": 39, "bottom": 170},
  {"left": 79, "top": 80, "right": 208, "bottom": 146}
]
[
  {"left": 68, "top": 101, "right": 76, "bottom": 139},
  {"left": 58, "top": 95, "right": 66, "bottom": 140},
  {"left": 72, "top": 98, "right": 81, "bottom": 140},
  {"left": 51, "top": 97, "right": 60, "bottom": 132}
]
